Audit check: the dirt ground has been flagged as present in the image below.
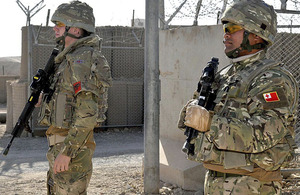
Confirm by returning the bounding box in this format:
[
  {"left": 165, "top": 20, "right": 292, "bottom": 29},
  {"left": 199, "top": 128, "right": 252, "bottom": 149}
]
[
  {"left": 0, "top": 125, "right": 145, "bottom": 195},
  {"left": 0, "top": 123, "right": 299, "bottom": 195}
]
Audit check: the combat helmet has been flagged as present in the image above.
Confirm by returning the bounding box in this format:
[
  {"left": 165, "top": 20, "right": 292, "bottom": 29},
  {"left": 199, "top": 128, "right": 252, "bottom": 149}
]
[
  {"left": 51, "top": 0, "right": 95, "bottom": 33},
  {"left": 221, "top": 0, "right": 277, "bottom": 57}
]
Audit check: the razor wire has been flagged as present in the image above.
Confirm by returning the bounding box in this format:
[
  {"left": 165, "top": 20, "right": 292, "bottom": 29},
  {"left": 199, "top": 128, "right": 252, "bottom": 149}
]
[
  {"left": 164, "top": 0, "right": 300, "bottom": 33},
  {"left": 31, "top": 25, "right": 145, "bottom": 47}
]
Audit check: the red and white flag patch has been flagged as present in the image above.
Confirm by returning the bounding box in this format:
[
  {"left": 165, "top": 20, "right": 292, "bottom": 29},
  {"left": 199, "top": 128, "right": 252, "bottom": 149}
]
[
  {"left": 73, "top": 81, "right": 82, "bottom": 94},
  {"left": 263, "top": 91, "right": 280, "bottom": 102}
]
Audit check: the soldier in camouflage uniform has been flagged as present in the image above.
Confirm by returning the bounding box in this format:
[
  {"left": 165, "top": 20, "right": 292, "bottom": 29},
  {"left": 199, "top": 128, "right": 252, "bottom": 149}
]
[
  {"left": 178, "top": 0, "right": 299, "bottom": 194},
  {"left": 36, "top": 1, "right": 112, "bottom": 194}
]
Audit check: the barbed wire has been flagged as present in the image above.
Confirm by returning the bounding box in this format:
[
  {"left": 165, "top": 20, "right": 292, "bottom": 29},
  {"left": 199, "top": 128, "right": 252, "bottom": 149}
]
[
  {"left": 165, "top": 0, "right": 300, "bottom": 32},
  {"left": 167, "top": 0, "right": 226, "bottom": 18}
]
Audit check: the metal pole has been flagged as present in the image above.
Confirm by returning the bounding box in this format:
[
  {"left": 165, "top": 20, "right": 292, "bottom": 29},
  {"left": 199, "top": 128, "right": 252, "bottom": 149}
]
[
  {"left": 46, "top": 9, "right": 50, "bottom": 27},
  {"left": 193, "top": 0, "right": 203, "bottom": 26},
  {"left": 159, "top": 0, "right": 165, "bottom": 29},
  {"left": 132, "top": 9, "right": 135, "bottom": 27},
  {"left": 144, "top": 0, "right": 160, "bottom": 194},
  {"left": 218, "top": 0, "right": 228, "bottom": 24},
  {"left": 27, "top": 25, "right": 32, "bottom": 133},
  {"left": 281, "top": 0, "right": 287, "bottom": 10},
  {"left": 27, "top": 25, "right": 32, "bottom": 90}
]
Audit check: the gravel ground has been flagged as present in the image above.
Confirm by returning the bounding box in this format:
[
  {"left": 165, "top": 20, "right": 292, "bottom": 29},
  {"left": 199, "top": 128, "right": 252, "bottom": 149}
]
[
  {"left": 0, "top": 123, "right": 299, "bottom": 195},
  {"left": 0, "top": 125, "right": 145, "bottom": 194}
]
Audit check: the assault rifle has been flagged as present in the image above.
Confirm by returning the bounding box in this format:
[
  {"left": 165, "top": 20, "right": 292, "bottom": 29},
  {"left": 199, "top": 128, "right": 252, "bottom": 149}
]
[
  {"left": 3, "top": 48, "right": 59, "bottom": 156},
  {"left": 182, "top": 57, "right": 219, "bottom": 156}
]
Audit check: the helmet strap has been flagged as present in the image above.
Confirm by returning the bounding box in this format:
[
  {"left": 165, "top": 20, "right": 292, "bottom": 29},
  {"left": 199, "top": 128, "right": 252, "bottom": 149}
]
[
  {"left": 55, "top": 26, "right": 69, "bottom": 49},
  {"left": 226, "top": 31, "right": 267, "bottom": 58},
  {"left": 55, "top": 36, "right": 65, "bottom": 45},
  {"left": 55, "top": 26, "right": 84, "bottom": 50},
  {"left": 225, "top": 46, "right": 242, "bottom": 59},
  {"left": 65, "top": 26, "right": 84, "bottom": 39}
]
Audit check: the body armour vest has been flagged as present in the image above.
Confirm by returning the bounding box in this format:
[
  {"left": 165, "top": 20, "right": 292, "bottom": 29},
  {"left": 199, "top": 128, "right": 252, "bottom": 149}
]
[
  {"left": 189, "top": 51, "right": 299, "bottom": 172},
  {"left": 38, "top": 34, "right": 112, "bottom": 129}
]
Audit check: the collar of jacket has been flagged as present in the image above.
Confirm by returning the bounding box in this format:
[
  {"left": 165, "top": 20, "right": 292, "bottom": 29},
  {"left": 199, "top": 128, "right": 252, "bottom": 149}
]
[
  {"left": 55, "top": 34, "right": 102, "bottom": 64},
  {"left": 231, "top": 50, "right": 266, "bottom": 71}
]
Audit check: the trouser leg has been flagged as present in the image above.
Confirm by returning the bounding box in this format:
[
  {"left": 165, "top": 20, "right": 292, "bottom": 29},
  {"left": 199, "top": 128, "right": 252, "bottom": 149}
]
[
  {"left": 46, "top": 143, "right": 94, "bottom": 195},
  {"left": 47, "top": 171, "right": 55, "bottom": 195}
]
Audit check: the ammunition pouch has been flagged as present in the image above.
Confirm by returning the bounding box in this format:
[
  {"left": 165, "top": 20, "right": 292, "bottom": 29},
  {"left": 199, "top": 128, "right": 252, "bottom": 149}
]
[
  {"left": 38, "top": 96, "right": 53, "bottom": 126},
  {"left": 38, "top": 91, "right": 75, "bottom": 129}
]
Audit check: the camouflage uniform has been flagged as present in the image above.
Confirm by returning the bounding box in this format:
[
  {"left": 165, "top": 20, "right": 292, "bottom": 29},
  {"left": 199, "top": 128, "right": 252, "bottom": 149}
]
[
  {"left": 38, "top": 1, "right": 112, "bottom": 194},
  {"left": 178, "top": 0, "right": 299, "bottom": 194}
]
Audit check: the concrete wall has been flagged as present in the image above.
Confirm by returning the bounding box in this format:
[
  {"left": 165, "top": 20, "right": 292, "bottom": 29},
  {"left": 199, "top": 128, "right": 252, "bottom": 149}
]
[
  {"left": 0, "top": 76, "right": 19, "bottom": 103},
  {"left": 159, "top": 25, "right": 230, "bottom": 191}
]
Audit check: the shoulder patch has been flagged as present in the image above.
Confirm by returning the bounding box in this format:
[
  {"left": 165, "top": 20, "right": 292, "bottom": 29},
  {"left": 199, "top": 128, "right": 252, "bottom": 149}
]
[
  {"left": 263, "top": 91, "right": 280, "bottom": 102},
  {"left": 73, "top": 81, "right": 82, "bottom": 94},
  {"left": 257, "top": 88, "right": 289, "bottom": 109}
]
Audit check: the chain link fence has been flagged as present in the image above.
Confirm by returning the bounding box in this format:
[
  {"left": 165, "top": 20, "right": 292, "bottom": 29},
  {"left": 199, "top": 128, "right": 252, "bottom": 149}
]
[{"left": 267, "top": 33, "right": 300, "bottom": 146}]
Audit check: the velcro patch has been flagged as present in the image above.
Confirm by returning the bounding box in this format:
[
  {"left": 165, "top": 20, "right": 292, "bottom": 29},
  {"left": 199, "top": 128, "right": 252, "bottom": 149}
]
[
  {"left": 73, "top": 81, "right": 81, "bottom": 94},
  {"left": 257, "top": 88, "right": 289, "bottom": 109},
  {"left": 263, "top": 91, "right": 280, "bottom": 102},
  {"left": 74, "top": 59, "right": 84, "bottom": 64}
]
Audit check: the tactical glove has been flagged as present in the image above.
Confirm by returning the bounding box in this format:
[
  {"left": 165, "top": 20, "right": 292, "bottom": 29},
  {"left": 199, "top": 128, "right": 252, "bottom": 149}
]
[
  {"left": 184, "top": 100, "right": 213, "bottom": 132},
  {"left": 177, "top": 99, "right": 195, "bottom": 130}
]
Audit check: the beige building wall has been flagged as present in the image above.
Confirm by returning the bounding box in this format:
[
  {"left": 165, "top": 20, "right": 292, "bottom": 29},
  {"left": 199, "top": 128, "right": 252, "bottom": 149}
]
[{"left": 159, "top": 25, "right": 230, "bottom": 191}]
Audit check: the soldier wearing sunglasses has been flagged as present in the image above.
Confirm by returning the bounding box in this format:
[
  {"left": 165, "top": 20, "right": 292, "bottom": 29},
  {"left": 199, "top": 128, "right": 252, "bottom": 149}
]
[
  {"left": 36, "top": 1, "right": 112, "bottom": 194},
  {"left": 178, "top": 0, "right": 298, "bottom": 194}
]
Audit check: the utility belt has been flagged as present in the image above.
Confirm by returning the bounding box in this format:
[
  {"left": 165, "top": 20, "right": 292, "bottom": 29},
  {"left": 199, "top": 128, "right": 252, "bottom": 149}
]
[
  {"left": 204, "top": 163, "right": 282, "bottom": 182},
  {"left": 47, "top": 134, "right": 89, "bottom": 150},
  {"left": 47, "top": 134, "right": 67, "bottom": 146},
  {"left": 209, "top": 170, "right": 242, "bottom": 178}
]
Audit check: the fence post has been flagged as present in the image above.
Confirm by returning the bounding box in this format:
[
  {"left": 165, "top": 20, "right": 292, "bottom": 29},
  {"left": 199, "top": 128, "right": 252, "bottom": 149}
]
[{"left": 144, "top": 0, "right": 160, "bottom": 194}]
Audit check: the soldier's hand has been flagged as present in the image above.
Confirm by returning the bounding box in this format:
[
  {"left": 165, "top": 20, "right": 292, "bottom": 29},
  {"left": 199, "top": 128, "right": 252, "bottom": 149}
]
[
  {"left": 53, "top": 153, "right": 71, "bottom": 174},
  {"left": 178, "top": 99, "right": 197, "bottom": 130},
  {"left": 184, "top": 103, "right": 212, "bottom": 132},
  {"left": 34, "top": 93, "right": 43, "bottom": 108}
]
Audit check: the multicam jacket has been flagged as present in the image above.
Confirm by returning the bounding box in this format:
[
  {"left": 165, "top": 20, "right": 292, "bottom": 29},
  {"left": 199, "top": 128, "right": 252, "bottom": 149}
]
[
  {"left": 181, "top": 51, "right": 299, "bottom": 177},
  {"left": 38, "top": 34, "right": 112, "bottom": 158}
]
